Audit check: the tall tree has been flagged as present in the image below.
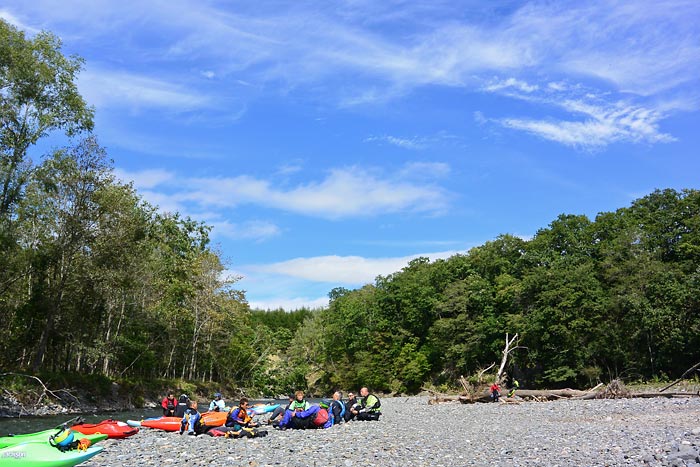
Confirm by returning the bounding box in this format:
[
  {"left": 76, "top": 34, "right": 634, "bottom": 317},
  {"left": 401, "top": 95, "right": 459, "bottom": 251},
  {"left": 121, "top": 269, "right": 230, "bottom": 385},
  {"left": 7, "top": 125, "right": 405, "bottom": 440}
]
[{"left": 0, "top": 19, "right": 93, "bottom": 219}]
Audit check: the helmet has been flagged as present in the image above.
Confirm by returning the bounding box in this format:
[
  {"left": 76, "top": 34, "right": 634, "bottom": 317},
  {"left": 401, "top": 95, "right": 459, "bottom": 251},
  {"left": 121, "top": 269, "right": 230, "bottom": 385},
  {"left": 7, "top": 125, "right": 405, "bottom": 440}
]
[
  {"left": 52, "top": 428, "right": 75, "bottom": 447},
  {"left": 214, "top": 392, "right": 222, "bottom": 398},
  {"left": 319, "top": 401, "right": 330, "bottom": 409}
]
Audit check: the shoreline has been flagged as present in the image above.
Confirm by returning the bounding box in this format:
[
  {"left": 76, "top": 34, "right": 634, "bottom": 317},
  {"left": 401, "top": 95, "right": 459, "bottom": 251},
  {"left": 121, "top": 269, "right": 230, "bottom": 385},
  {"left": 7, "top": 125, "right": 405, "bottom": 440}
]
[{"left": 83, "top": 396, "right": 700, "bottom": 467}]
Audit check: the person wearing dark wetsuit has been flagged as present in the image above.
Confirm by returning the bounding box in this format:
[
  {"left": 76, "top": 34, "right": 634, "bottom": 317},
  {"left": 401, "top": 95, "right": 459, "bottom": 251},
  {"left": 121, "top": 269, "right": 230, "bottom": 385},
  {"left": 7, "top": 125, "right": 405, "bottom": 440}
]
[
  {"left": 174, "top": 394, "right": 189, "bottom": 418},
  {"left": 268, "top": 394, "right": 294, "bottom": 425},
  {"left": 344, "top": 391, "right": 359, "bottom": 422}
]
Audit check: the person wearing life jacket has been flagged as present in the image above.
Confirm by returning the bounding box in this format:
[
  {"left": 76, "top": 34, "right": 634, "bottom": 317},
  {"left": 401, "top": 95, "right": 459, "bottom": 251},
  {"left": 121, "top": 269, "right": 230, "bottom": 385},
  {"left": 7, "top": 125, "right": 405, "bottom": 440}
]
[
  {"left": 179, "top": 400, "right": 201, "bottom": 435},
  {"left": 490, "top": 382, "right": 501, "bottom": 402},
  {"left": 209, "top": 392, "right": 226, "bottom": 412},
  {"left": 278, "top": 402, "right": 331, "bottom": 429},
  {"left": 344, "top": 391, "right": 358, "bottom": 422},
  {"left": 507, "top": 380, "right": 519, "bottom": 398},
  {"left": 353, "top": 387, "right": 381, "bottom": 421},
  {"left": 290, "top": 390, "right": 311, "bottom": 412},
  {"left": 161, "top": 392, "right": 177, "bottom": 417},
  {"left": 329, "top": 391, "right": 345, "bottom": 425},
  {"left": 226, "top": 398, "right": 258, "bottom": 430},
  {"left": 174, "top": 394, "right": 190, "bottom": 418}
]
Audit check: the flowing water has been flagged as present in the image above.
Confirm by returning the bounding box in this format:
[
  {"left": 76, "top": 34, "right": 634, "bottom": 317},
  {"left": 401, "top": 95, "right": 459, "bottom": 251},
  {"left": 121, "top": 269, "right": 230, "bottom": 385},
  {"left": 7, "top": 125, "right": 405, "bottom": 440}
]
[
  {"left": 0, "top": 398, "right": 296, "bottom": 435},
  {"left": 0, "top": 409, "right": 162, "bottom": 436}
]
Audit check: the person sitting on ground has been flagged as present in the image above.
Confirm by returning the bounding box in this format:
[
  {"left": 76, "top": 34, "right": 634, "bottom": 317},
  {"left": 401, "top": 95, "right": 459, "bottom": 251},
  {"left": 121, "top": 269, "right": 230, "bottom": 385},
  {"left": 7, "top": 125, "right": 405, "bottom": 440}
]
[
  {"left": 226, "top": 398, "right": 258, "bottom": 430},
  {"left": 344, "top": 391, "right": 359, "bottom": 422},
  {"left": 209, "top": 392, "right": 226, "bottom": 412},
  {"left": 290, "top": 390, "right": 311, "bottom": 412},
  {"left": 278, "top": 401, "right": 331, "bottom": 430},
  {"left": 352, "top": 387, "right": 381, "bottom": 421},
  {"left": 490, "top": 382, "right": 501, "bottom": 402},
  {"left": 179, "top": 400, "right": 201, "bottom": 435},
  {"left": 174, "top": 394, "right": 190, "bottom": 418},
  {"left": 329, "top": 391, "right": 345, "bottom": 425},
  {"left": 268, "top": 394, "right": 294, "bottom": 425},
  {"left": 161, "top": 392, "right": 177, "bottom": 417}
]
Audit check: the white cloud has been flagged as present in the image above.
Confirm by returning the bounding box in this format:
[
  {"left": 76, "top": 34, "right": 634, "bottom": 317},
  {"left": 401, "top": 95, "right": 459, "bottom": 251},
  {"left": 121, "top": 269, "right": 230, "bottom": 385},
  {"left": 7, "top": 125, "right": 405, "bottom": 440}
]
[
  {"left": 483, "top": 77, "right": 539, "bottom": 93},
  {"left": 365, "top": 135, "right": 426, "bottom": 150},
  {"left": 79, "top": 68, "right": 212, "bottom": 112},
  {"left": 481, "top": 75, "right": 676, "bottom": 148},
  {"left": 248, "top": 250, "right": 461, "bottom": 284},
  {"left": 497, "top": 99, "right": 675, "bottom": 148},
  {"left": 114, "top": 168, "right": 175, "bottom": 189},
  {"left": 211, "top": 220, "right": 281, "bottom": 242},
  {"left": 180, "top": 166, "right": 449, "bottom": 219},
  {"left": 0, "top": 9, "right": 39, "bottom": 33}
]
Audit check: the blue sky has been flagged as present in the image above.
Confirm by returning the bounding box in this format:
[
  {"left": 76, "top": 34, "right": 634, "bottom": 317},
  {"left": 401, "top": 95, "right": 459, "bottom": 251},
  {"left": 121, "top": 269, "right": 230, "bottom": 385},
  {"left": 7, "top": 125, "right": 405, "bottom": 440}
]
[{"left": 3, "top": 0, "right": 699, "bottom": 310}]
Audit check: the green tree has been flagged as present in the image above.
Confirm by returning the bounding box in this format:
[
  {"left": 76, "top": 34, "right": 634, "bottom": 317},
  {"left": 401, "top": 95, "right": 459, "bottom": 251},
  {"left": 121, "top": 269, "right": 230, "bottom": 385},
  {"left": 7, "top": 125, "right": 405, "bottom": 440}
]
[{"left": 0, "top": 19, "right": 93, "bottom": 219}]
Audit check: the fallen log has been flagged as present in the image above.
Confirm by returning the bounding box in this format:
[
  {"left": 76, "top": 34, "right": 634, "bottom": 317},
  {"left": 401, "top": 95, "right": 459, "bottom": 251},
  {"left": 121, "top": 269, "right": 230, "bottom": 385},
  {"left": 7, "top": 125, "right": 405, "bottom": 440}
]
[{"left": 458, "top": 389, "right": 700, "bottom": 403}]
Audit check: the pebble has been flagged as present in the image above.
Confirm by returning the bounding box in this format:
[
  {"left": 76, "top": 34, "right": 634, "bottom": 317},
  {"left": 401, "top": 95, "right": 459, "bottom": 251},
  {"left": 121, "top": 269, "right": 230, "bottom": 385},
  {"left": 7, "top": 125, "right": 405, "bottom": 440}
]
[{"left": 83, "top": 396, "right": 700, "bottom": 467}]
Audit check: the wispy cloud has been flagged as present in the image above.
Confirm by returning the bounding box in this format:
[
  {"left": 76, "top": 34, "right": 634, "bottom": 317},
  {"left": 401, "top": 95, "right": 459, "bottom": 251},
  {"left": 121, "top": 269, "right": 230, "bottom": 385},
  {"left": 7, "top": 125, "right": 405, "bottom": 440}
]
[
  {"left": 178, "top": 166, "right": 449, "bottom": 219},
  {"left": 114, "top": 168, "right": 175, "bottom": 189},
  {"left": 245, "top": 250, "right": 462, "bottom": 285},
  {"left": 7, "top": 0, "right": 698, "bottom": 115},
  {"left": 483, "top": 77, "right": 539, "bottom": 94},
  {"left": 365, "top": 135, "right": 427, "bottom": 150},
  {"left": 116, "top": 163, "right": 450, "bottom": 221},
  {"left": 482, "top": 77, "right": 676, "bottom": 148},
  {"left": 0, "top": 8, "right": 39, "bottom": 33},
  {"left": 208, "top": 220, "right": 281, "bottom": 242},
  {"left": 80, "top": 68, "right": 212, "bottom": 112}
]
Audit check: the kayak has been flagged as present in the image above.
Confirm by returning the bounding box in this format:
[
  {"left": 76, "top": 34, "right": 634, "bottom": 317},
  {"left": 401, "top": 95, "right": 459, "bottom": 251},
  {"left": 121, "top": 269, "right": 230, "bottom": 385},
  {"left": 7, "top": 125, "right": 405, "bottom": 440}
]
[
  {"left": 200, "top": 411, "right": 227, "bottom": 428},
  {"left": 134, "top": 416, "right": 182, "bottom": 432},
  {"left": 0, "top": 430, "right": 107, "bottom": 449},
  {"left": 70, "top": 419, "right": 139, "bottom": 439},
  {"left": 250, "top": 403, "right": 280, "bottom": 415},
  {"left": 0, "top": 441, "right": 103, "bottom": 467},
  {"left": 128, "top": 403, "right": 281, "bottom": 432}
]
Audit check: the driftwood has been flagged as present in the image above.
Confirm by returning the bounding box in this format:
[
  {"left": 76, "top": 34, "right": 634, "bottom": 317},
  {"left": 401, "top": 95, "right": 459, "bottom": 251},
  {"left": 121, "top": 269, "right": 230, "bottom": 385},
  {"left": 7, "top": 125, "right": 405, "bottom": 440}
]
[
  {"left": 660, "top": 361, "right": 700, "bottom": 392},
  {"left": 456, "top": 379, "right": 700, "bottom": 404},
  {"left": 495, "top": 333, "right": 522, "bottom": 383},
  {"left": 0, "top": 372, "right": 79, "bottom": 415}
]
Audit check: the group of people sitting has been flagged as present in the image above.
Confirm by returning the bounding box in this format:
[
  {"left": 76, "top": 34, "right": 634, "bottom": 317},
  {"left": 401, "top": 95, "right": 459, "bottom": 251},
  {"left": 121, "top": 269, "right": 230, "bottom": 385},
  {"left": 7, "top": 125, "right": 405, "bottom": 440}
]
[
  {"left": 159, "top": 387, "right": 381, "bottom": 436},
  {"left": 268, "top": 387, "right": 381, "bottom": 430}
]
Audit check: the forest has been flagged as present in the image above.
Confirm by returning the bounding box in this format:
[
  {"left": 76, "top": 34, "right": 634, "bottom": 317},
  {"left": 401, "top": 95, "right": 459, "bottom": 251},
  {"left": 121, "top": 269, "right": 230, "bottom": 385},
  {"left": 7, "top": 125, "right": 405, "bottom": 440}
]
[{"left": 1, "top": 19, "right": 699, "bottom": 398}]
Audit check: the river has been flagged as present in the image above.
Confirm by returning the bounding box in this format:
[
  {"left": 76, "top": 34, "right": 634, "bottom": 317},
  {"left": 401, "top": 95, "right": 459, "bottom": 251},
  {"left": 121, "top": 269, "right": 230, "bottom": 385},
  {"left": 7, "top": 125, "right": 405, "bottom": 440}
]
[
  {"left": 0, "top": 398, "right": 295, "bottom": 435},
  {"left": 0, "top": 408, "right": 162, "bottom": 436}
]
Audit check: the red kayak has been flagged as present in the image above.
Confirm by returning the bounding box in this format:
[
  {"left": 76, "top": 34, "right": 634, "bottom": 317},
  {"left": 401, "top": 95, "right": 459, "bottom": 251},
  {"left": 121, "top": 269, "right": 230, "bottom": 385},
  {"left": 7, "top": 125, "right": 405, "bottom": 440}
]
[
  {"left": 140, "top": 416, "right": 182, "bottom": 432},
  {"left": 71, "top": 419, "right": 139, "bottom": 439}
]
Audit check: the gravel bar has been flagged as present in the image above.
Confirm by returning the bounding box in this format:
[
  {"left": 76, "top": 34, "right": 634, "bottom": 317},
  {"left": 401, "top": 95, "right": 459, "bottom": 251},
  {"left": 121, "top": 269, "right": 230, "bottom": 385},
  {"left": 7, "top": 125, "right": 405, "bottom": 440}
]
[{"left": 84, "top": 396, "right": 700, "bottom": 467}]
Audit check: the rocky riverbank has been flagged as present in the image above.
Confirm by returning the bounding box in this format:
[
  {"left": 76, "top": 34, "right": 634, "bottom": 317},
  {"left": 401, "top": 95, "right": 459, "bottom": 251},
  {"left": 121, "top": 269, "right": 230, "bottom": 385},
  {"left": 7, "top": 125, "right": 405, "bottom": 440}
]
[{"left": 83, "top": 396, "right": 700, "bottom": 467}]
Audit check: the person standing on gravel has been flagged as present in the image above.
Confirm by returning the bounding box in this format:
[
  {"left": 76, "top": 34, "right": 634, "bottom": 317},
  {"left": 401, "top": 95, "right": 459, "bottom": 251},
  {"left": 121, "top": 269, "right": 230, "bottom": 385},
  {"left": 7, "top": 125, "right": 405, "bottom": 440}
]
[{"left": 490, "top": 382, "right": 501, "bottom": 402}]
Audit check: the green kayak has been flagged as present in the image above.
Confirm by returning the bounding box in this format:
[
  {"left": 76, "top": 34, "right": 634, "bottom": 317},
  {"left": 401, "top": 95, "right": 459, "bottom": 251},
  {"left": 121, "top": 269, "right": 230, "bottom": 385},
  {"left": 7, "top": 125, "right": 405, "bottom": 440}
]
[
  {"left": 0, "top": 430, "right": 107, "bottom": 449},
  {"left": 0, "top": 441, "right": 104, "bottom": 467}
]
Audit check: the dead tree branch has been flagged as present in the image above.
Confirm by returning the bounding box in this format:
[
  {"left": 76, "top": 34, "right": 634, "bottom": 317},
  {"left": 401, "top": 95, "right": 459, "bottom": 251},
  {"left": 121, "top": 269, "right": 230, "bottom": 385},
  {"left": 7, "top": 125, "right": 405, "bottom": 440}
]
[{"left": 660, "top": 361, "right": 700, "bottom": 392}]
